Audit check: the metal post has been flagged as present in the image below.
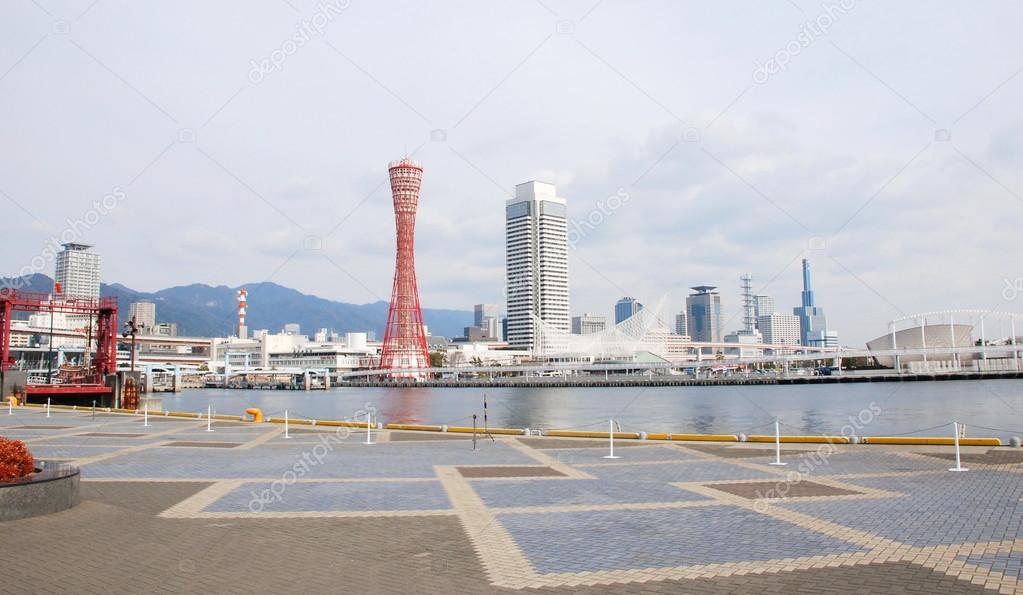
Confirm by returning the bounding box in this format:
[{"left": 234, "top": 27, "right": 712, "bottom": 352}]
[
  {"left": 920, "top": 317, "right": 927, "bottom": 368},
  {"left": 7, "top": 398, "right": 11, "bottom": 415},
  {"left": 46, "top": 397, "right": 51, "bottom": 417},
  {"left": 47, "top": 301, "right": 54, "bottom": 385},
  {"left": 284, "top": 409, "right": 290, "bottom": 439},
  {"left": 769, "top": 419, "right": 787, "bottom": 466},
  {"left": 472, "top": 414, "right": 477, "bottom": 451},
  {"left": 206, "top": 405, "right": 213, "bottom": 432},
  {"left": 92, "top": 400, "right": 96, "bottom": 422},
  {"left": 950, "top": 314, "right": 957, "bottom": 369},
  {"left": 365, "top": 409, "right": 374, "bottom": 445},
  {"left": 980, "top": 316, "right": 987, "bottom": 363},
  {"left": 891, "top": 322, "right": 899, "bottom": 373},
  {"left": 603, "top": 419, "right": 620, "bottom": 459},
  {"left": 948, "top": 421, "right": 968, "bottom": 472},
  {"left": 1012, "top": 317, "right": 1019, "bottom": 372},
  {"left": 143, "top": 403, "right": 149, "bottom": 427}
]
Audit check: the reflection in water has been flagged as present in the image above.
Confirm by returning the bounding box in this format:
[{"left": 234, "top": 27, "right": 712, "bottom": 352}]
[{"left": 156, "top": 380, "right": 1023, "bottom": 440}]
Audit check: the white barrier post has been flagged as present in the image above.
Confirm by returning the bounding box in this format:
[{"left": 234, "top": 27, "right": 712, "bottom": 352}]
[
  {"left": 143, "top": 403, "right": 150, "bottom": 427},
  {"left": 46, "top": 398, "right": 51, "bottom": 417},
  {"left": 365, "top": 410, "right": 374, "bottom": 445},
  {"left": 949, "top": 421, "right": 968, "bottom": 472},
  {"left": 206, "top": 405, "right": 213, "bottom": 432},
  {"left": 284, "top": 409, "right": 291, "bottom": 439},
  {"left": 7, "top": 398, "right": 12, "bottom": 415},
  {"left": 769, "top": 419, "right": 787, "bottom": 466},
  {"left": 603, "top": 419, "right": 620, "bottom": 459}
]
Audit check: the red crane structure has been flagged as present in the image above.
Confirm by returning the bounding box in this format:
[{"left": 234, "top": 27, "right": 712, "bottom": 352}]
[
  {"left": 379, "top": 158, "right": 431, "bottom": 378},
  {"left": 0, "top": 289, "right": 118, "bottom": 399}
]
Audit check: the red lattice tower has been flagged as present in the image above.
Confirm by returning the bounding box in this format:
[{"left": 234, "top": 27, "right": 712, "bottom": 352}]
[{"left": 379, "top": 158, "right": 430, "bottom": 377}]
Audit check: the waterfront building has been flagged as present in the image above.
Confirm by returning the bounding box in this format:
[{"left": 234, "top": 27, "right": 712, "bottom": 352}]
[
  {"left": 129, "top": 301, "right": 156, "bottom": 334},
  {"left": 505, "top": 181, "right": 570, "bottom": 352},
  {"left": 686, "top": 286, "right": 722, "bottom": 343},
  {"left": 572, "top": 313, "right": 606, "bottom": 335},
  {"left": 724, "top": 331, "right": 762, "bottom": 358},
  {"left": 792, "top": 259, "right": 837, "bottom": 347},
  {"left": 154, "top": 322, "right": 178, "bottom": 337},
  {"left": 55, "top": 243, "right": 100, "bottom": 300},
  {"left": 614, "top": 297, "right": 643, "bottom": 325},
  {"left": 675, "top": 311, "right": 688, "bottom": 336},
  {"left": 758, "top": 313, "right": 801, "bottom": 347}
]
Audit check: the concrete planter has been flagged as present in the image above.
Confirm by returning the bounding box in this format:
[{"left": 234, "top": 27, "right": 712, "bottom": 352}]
[{"left": 0, "top": 462, "right": 80, "bottom": 521}]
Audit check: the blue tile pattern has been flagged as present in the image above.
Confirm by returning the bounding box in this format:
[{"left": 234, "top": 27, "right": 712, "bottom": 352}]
[
  {"left": 207, "top": 480, "right": 451, "bottom": 513},
  {"left": 499, "top": 507, "right": 864, "bottom": 574}
]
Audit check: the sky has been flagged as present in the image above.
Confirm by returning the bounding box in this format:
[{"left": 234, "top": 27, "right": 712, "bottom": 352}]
[{"left": 1, "top": 0, "right": 1022, "bottom": 346}]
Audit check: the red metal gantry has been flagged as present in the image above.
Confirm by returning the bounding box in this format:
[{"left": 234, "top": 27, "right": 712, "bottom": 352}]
[
  {"left": 0, "top": 289, "right": 118, "bottom": 384},
  {"left": 379, "top": 158, "right": 431, "bottom": 378}
]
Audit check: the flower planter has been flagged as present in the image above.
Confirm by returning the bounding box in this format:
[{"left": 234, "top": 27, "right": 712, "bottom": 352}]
[{"left": 0, "top": 462, "right": 80, "bottom": 521}]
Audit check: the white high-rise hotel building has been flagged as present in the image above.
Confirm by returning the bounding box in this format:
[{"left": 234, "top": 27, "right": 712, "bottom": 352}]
[
  {"left": 505, "top": 181, "right": 569, "bottom": 352},
  {"left": 55, "top": 243, "right": 101, "bottom": 300}
]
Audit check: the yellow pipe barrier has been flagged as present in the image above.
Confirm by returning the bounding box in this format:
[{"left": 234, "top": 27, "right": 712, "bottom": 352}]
[
  {"left": 268, "top": 417, "right": 313, "bottom": 425},
  {"left": 5, "top": 396, "right": 19, "bottom": 406},
  {"left": 445, "top": 426, "right": 525, "bottom": 435},
  {"left": 245, "top": 408, "right": 263, "bottom": 423},
  {"left": 544, "top": 430, "right": 641, "bottom": 440},
  {"left": 384, "top": 423, "right": 443, "bottom": 432},
  {"left": 670, "top": 434, "right": 741, "bottom": 442},
  {"left": 864, "top": 436, "right": 1001, "bottom": 446},
  {"left": 310, "top": 419, "right": 363, "bottom": 428},
  {"left": 747, "top": 435, "right": 851, "bottom": 444}
]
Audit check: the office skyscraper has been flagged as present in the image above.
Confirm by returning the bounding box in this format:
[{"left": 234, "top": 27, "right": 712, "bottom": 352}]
[
  {"left": 759, "top": 313, "right": 802, "bottom": 346},
  {"left": 792, "top": 259, "right": 837, "bottom": 347},
  {"left": 614, "top": 297, "right": 643, "bottom": 325},
  {"left": 505, "top": 181, "right": 569, "bottom": 351},
  {"left": 753, "top": 294, "right": 775, "bottom": 330},
  {"left": 54, "top": 243, "right": 100, "bottom": 300},
  {"left": 686, "top": 286, "right": 722, "bottom": 343}
]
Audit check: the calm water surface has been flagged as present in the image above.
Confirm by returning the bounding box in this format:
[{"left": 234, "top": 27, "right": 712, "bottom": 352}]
[{"left": 156, "top": 379, "right": 1023, "bottom": 440}]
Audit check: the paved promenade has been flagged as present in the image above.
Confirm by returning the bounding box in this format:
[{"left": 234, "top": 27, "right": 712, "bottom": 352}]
[{"left": 2, "top": 407, "right": 1022, "bottom": 594}]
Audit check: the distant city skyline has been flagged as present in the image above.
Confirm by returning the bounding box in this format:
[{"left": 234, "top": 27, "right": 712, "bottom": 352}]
[{"left": 2, "top": 2, "right": 1021, "bottom": 347}]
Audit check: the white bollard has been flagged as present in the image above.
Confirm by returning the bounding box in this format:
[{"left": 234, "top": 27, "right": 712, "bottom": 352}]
[
  {"left": 7, "top": 399, "right": 12, "bottom": 416},
  {"left": 284, "top": 409, "right": 291, "bottom": 439},
  {"left": 603, "top": 419, "right": 620, "bottom": 459},
  {"left": 143, "top": 404, "right": 150, "bottom": 427},
  {"left": 948, "top": 421, "right": 968, "bottom": 472},
  {"left": 769, "top": 419, "right": 787, "bottom": 466},
  {"left": 365, "top": 410, "right": 374, "bottom": 445},
  {"left": 46, "top": 398, "right": 51, "bottom": 417},
  {"left": 206, "top": 405, "right": 214, "bottom": 432}
]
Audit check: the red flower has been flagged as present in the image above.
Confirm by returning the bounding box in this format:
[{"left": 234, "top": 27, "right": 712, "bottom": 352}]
[{"left": 0, "top": 436, "right": 35, "bottom": 481}]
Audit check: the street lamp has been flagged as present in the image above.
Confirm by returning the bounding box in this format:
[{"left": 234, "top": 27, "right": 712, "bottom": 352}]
[{"left": 122, "top": 315, "right": 145, "bottom": 373}]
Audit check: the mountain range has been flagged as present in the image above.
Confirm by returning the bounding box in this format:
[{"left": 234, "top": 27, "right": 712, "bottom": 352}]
[{"left": 2, "top": 274, "right": 473, "bottom": 339}]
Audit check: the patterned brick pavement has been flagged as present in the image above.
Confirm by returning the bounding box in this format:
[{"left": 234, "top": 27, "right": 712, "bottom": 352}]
[{"left": 2, "top": 407, "right": 1021, "bottom": 593}]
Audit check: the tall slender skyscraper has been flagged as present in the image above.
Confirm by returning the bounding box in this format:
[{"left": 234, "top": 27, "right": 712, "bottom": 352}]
[
  {"left": 793, "top": 259, "right": 836, "bottom": 347},
  {"left": 505, "top": 181, "right": 569, "bottom": 352},
  {"left": 380, "top": 158, "right": 430, "bottom": 374}
]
